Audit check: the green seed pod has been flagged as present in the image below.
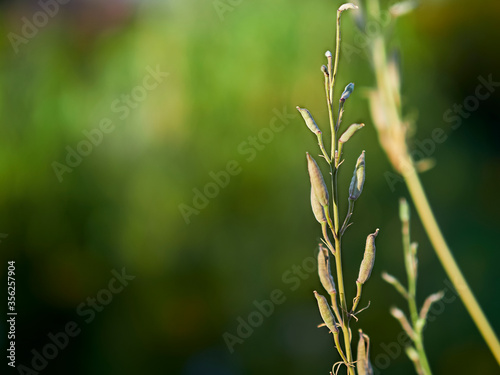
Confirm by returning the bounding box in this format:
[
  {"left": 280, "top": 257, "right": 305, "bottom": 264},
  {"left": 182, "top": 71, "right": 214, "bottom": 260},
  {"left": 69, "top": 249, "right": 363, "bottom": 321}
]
[
  {"left": 357, "top": 229, "right": 379, "bottom": 284},
  {"left": 297, "top": 107, "right": 321, "bottom": 135},
  {"left": 349, "top": 150, "right": 365, "bottom": 201},
  {"left": 313, "top": 291, "right": 338, "bottom": 333},
  {"left": 311, "top": 187, "right": 326, "bottom": 224},
  {"left": 339, "top": 123, "right": 364, "bottom": 144},
  {"left": 340, "top": 82, "right": 355, "bottom": 101},
  {"left": 306, "top": 153, "right": 329, "bottom": 206},
  {"left": 357, "top": 329, "right": 374, "bottom": 375},
  {"left": 357, "top": 330, "right": 367, "bottom": 375},
  {"left": 318, "top": 245, "right": 336, "bottom": 294}
]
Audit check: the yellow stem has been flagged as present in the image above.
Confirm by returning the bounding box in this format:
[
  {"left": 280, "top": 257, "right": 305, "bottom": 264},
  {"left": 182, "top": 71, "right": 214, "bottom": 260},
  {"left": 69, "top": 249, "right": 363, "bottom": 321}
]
[{"left": 403, "top": 166, "right": 500, "bottom": 365}]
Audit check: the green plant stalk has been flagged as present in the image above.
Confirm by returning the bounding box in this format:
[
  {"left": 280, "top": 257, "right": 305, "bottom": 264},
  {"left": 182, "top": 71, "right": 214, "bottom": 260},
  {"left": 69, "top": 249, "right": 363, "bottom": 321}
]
[
  {"left": 327, "top": 12, "right": 355, "bottom": 374},
  {"left": 402, "top": 210, "right": 432, "bottom": 375},
  {"left": 405, "top": 166, "right": 500, "bottom": 365},
  {"left": 368, "top": 0, "right": 500, "bottom": 363}
]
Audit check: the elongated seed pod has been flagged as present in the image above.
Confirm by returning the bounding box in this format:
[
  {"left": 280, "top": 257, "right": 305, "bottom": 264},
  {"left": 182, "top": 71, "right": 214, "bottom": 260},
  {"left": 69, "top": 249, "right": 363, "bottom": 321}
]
[
  {"left": 357, "top": 229, "right": 379, "bottom": 284},
  {"left": 340, "top": 83, "right": 355, "bottom": 101},
  {"left": 318, "top": 245, "right": 336, "bottom": 294},
  {"left": 349, "top": 150, "right": 365, "bottom": 201},
  {"left": 311, "top": 187, "right": 326, "bottom": 224},
  {"left": 297, "top": 107, "right": 321, "bottom": 135},
  {"left": 339, "top": 123, "right": 365, "bottom": 145},
  {"left": 313, "top": 291, "right": 337, "bottom": 333},
  {"left": 357, "top": 330, "right": 367, "bottom": 375},
  {"left": 306, "top": 153, "right": 329, "bottom": 206}
]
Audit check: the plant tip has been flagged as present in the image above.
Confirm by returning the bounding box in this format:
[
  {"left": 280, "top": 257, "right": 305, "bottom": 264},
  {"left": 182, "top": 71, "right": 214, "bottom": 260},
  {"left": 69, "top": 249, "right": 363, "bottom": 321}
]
[{"left": 338, "top": 3, "right": 359, "bottom": 13}]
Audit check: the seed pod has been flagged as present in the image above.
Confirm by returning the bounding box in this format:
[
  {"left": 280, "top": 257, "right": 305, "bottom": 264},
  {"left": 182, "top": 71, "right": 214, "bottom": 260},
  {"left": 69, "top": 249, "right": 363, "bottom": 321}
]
[
  {"left": 357, "top": 330, "right": 367, "bottom": 375},
  {"left": 357, "top": 229, "right": 379, "bottom": 284},
  {"left": 318, "top": 245, "right": 336, "bottom": 294},
  {"left": 357, "top": 330, "right": 374, "bottom": 375},
  {"left": 349, "top": 150, "right": 365, "bottom": 201},
  {"left": 311, "top": 187, "right": 326, "bottom": 224},
  {"left": 313, "top": 291, "right": 338, "bottom": 333},
  {"left": 297, "top": 107, "right": 321, "bottom": 135},
  {"left": 306, "top": 153, "right": 329, "bottom": 206},
  {"left": 340, "top": 83, "right": 355, "bottom": 102},
  {"left": 339, "top": 123, "right": 364, "bottom": 145}
]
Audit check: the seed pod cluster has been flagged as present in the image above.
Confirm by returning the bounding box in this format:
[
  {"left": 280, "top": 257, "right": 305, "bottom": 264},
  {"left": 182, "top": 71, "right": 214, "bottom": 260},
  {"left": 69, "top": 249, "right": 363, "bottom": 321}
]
[{"left": 357, "top": 229, "right": 379, "bottom": 285}]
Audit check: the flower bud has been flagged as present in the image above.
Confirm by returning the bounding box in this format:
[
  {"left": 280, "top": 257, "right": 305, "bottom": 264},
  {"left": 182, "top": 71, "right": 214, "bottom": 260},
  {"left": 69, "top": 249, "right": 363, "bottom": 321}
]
[
  {"left": 306, "top": 153, "right": 329, "bottom": 206},
  {"left": 311, "top": 187, "right": 326, "bottom": 224},
  {"left": 349, "top": 151, "right": 365, "bottom": 201},
  {"left": 313, "top": 291, "right": 338, "bottom": 333},
  {"left": 318, "top": 245, "right": 336, "bottom": 294},
  {"left": 357, "top": 229, "right": 379, "bottom": 284},
  {"left": 297, "top": 107, "right": 321, "bottom": 135},
  {"left": 340, "top": 83, "right": 355, "bottom": 102},
  {"left": 321, "top": 65, "right": 329, "bottom": 78},
  {"left": 325, "top": 51, "right": 332, "bottom": 75}
]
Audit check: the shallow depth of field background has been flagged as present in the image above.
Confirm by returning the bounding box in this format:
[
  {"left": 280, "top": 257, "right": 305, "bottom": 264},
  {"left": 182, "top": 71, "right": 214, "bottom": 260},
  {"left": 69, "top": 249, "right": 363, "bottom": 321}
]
[{"left": 0, "top": 0, "right": 499, "bottom": 374}]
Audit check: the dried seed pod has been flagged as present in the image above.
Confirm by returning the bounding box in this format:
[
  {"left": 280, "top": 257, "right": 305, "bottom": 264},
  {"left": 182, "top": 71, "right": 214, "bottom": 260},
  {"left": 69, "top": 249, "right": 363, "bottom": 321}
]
[
  {"left": 340, "top": 83, "right": 355, "bottom": 102},
  {"left": 297, "top": 107, "right": 321, "bottom": 135},
  {"left": 349, "top": 150, "right": 365, "bottom": 201},
  {"left": 318, "top": 245, "right": 336, "bottom": 294},
  {"left": 306, "top": 153, "right": 329, "bottom": 206},
  {"left": 311, "top": 187, "right": 327, "bottom": 224},
  {"left": 313, "top": 291, "right": 338, "bottom": 333},
  {"left": 357, "top": 229, "right": 379, "bottom": 284}
]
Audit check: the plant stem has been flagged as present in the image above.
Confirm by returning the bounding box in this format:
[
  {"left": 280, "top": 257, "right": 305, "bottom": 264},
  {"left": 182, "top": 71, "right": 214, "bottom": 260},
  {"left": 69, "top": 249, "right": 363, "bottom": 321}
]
[
  {"left": 403, "top": 165, "right": 500, "bottom": 366},
  {"left": 330, "top": 25, "right": 355, "bottom": 375},
  {"left": 367, "top": 0, "right": 500, "bottom": 362},
  {"left": 402, "top": 209, "right": 432, "bottom": 375}
]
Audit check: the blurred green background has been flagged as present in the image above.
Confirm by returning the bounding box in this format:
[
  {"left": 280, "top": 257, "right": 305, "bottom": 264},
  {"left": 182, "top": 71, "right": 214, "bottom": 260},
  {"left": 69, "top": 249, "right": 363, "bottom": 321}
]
[{"left": 0, "top": 0, "right": 499, "bottom": 374}]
